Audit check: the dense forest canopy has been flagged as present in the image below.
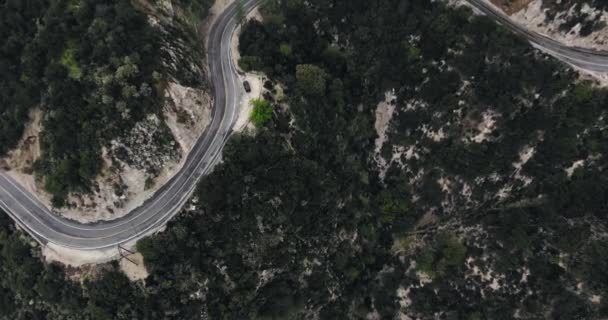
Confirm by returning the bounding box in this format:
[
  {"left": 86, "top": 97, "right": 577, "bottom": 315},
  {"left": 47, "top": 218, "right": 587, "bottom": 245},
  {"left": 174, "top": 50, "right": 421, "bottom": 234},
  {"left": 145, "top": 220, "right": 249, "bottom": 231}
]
[
  {"left": 2, "top": 0, "right": 163, "bottom": 205},
  {"left": 1, "top": 0, "right": 608, "bottom": 319},
  {"left": 0, "top": 0, "right": 49, "bottom": 155},
  {"left": 36, "top": 0, "right": 165, "bottom": 206},
  {"left": 0, "top": 0, "right": 212, "bottom": 206}
]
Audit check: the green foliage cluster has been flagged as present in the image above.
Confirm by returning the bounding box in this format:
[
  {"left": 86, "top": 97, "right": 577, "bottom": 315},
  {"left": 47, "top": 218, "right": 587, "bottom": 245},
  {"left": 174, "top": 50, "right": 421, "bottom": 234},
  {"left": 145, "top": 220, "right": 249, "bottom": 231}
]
[
  {"left": 0, "top": 0, "right": 49, "bottom": 156},
  {"left": 415, "top": 233, "right": 466, "bottom": 279},
  {"left": 279, "top": 43, "right": 293, "bottom": 57},
  {"left": 1, "top": 0, "right": 165, "bottom": 205},
  {"left": 59, "top": 47, "right": 82, "bottom": 80},
  {"left": 3, "top": 0, "right": 608, "bottom": 319},
  {"left": 249, "top": 98, "right": 273, "bottom": 127},
  {"left": 38, "top": 0, "right": 165, "bottom": 206},
  {"left": 2, "top": 0, "right": 213, "bottom": 206},
  {"left": 238, "top": 55, "right": 263, "bottom": 72},
  {"left": 223, "top": 0, "right": 608, "bottom": 318},
  {"left": 295, "top": 64, "right": 327, "bottom": 98},
  {"left": 0, "top": 210, "right": 159, "bottom": 320}
]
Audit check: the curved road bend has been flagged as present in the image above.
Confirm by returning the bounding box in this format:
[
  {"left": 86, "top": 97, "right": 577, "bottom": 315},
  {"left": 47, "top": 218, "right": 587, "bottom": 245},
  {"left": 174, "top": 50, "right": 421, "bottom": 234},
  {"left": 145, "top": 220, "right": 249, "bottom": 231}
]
[
  {"left": 466, "top": 0, "right": 608, "bottom": 72},
  {"left": 0, "top": 0, "right": 606, "bottom": 251},
  {"left": 0, "top": 0, "right": 260, "bottom": 250}
]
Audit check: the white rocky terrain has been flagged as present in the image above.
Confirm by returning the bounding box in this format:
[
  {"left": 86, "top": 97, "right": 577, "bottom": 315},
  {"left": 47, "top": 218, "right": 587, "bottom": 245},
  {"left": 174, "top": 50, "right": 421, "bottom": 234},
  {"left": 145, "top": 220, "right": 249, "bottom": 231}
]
[{"left": 495, "top": 0, "right": 608, "bottom": 50}]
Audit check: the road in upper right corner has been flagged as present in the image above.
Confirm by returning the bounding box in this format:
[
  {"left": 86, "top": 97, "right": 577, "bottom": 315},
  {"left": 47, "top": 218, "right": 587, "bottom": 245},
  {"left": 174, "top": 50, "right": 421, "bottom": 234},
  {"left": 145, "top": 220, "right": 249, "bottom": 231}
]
[{"left": 466, "top": 0, "right": 608, "bottom": 73}]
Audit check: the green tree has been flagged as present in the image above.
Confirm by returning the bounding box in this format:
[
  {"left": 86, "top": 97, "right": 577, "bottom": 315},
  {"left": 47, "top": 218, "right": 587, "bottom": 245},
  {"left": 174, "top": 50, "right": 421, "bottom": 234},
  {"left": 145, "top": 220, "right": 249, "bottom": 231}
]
[
  {"left": 250, "top": 98, "right": 273, "bottom": 127},
  {"left": 279, "top": 43, "right": 292, "bottom": 57},
  {"left": 295, "top": 64, "right": 327, "bottom": 98},
  {"left": 438, "top": 234, "right": 467, "bottom": 267}
]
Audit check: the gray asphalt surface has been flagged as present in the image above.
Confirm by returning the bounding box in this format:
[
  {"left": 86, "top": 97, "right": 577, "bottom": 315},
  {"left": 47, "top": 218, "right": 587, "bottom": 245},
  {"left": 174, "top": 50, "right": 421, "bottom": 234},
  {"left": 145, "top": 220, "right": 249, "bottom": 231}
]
[
  {"left": 0, "top": 0, "right": 606, "bottom": 251},
  {"left": 466, "top": 0, "right": 608, "bottom": 72},
  {"left": 0, "top": 0, "right": 259, "bottom": 250}
]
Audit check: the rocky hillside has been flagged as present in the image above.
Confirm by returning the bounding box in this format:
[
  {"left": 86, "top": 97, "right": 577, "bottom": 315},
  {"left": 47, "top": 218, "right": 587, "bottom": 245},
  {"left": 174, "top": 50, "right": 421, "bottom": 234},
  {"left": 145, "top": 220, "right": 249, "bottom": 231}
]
[
  {"left": 0, "top": 0, "right": 214, "bottom": 221},
  {"left": 493, "top": 0, "right": 608, "bottom": 50}
]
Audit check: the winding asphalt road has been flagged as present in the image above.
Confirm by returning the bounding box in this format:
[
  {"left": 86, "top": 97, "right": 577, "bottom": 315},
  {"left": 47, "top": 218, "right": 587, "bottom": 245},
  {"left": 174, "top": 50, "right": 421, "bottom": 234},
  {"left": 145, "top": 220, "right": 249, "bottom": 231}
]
[
  {"left": 0, "top": 0, "right": 259, "bottom": 250},
  {"left": 466, "top": 0, "right": 608, "bottom": 72},
  {"left": 0, "top": 0, "right": 606, "bottom": 251}
]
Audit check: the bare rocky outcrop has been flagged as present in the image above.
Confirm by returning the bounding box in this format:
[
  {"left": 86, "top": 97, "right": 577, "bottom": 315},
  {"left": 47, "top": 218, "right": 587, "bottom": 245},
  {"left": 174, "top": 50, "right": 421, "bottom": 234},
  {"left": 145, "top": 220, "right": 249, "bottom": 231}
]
[
  {"left": 111, "top": 114, "right": 181, "bottom": 176},
  {"left": 164, "top": 82, "right": 212, "bottom": 152}
]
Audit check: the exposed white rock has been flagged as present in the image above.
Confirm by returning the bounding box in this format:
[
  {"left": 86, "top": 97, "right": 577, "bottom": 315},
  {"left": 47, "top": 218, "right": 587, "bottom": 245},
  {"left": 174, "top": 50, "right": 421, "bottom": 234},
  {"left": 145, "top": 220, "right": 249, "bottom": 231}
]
[
  {"left": 374, "top": 89, "right": 397, "bottom": 155},
  {"left": 513, "top": 0, "right": 608, "bottom": 51},
  {"left": 565, "top": 159, "right": 585, "bottom": 177},
  {"left": 164, "top": 82, "right": 212, "bottom": 152},
  {"left": 471, "top": 110, "right": 499, "bottom": 143}
]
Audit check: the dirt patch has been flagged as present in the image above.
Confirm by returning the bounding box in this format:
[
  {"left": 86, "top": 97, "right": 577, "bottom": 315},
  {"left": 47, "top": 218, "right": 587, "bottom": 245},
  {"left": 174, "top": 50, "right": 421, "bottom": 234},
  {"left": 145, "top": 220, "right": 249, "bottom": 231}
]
[
  {"left": 3, "top": 109, "right": 42, "bottom": 173},
  {"left": 164, "top": 82, "right": 212, "bottom": 152},
  {"left": 46, "top": 246, "right": 147, "bottom": 282},
  {"left": 490, "top": 0, "right": 535, "bottom": 15},
  {"left": 43, "top": 243, "right": 124, "bottom": 267},
  {"left": 63, "top": 263, "right": 114, "bottom": 282},
  {"left": 120, "top": 252, "right": 149, "bottom": 281}
]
